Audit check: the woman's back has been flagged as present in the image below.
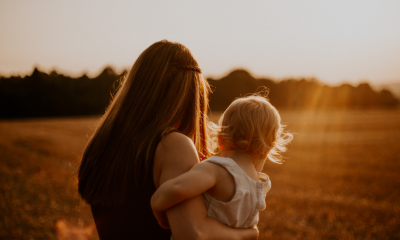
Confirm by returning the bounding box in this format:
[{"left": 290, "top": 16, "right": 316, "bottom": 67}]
[{"left": 91, "top": 159, "right": 171, "bottom": 240}]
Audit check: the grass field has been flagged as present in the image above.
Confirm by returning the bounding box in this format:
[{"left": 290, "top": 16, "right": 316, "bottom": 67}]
[{"left": 1, "top": 110, "right": 400, "bottom": 239}]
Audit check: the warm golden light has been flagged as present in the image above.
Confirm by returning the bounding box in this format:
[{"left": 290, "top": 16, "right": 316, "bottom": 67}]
[
  {"left": 0, "top": 0, "right": 399, "bottom": 85},
  {"left": 1, "top": 1, "right": 400, "bottom": 239}
]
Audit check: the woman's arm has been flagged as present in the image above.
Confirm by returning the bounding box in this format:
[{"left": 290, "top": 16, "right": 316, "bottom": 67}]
[
  {"left": 151, "top": 162, "right": 217, "bottom": 212},
  {"left": 153, "top": 132, "right": 258, "bottom": 240},
  {"left": 168, "top": 194, "right": 258, "bottom": 240}
]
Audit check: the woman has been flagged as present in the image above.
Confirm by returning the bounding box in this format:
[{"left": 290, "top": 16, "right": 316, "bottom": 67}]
[{"left": 78, "top": 40, "right": 258, "bottom": 240}]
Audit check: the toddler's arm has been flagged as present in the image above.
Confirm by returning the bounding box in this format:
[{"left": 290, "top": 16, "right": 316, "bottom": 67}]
[{"left": 151, "top": 161, "right": 217, "bottom": 212}]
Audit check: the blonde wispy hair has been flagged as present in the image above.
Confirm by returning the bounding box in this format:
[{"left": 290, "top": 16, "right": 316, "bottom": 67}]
[{"left": 216, "top": 94, "right": 293, "bottom": 164}]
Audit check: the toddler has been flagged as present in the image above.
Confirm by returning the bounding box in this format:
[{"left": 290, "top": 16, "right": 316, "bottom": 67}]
[{"left": 151, "top": 94, "right": 293, "bottom": 231}]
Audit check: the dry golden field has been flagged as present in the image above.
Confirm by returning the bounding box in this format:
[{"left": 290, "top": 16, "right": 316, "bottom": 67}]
[{"left": 1, "top": 110, "right": 400, "bottom": 239}]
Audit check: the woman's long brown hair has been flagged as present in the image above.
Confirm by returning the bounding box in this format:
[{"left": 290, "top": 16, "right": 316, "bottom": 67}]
[{"left": 78, "top": 40, "right": 211, "bottom": 206}]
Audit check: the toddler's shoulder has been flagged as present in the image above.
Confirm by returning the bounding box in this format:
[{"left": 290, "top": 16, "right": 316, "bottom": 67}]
[{"left": 196, "top": 158, "right": 230, "bottom": 175}]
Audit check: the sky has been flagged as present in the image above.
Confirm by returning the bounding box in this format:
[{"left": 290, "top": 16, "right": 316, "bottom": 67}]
[{"left": 1, "top": 0, "right": 400, "bottom": 85}]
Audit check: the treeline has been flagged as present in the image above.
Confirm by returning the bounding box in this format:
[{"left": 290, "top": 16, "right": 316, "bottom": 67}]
[
  {"left": 208, "top": 70, "right": 399, "bottom": 111},
  {"left": 0, "top": 67, "right": 398, "bottom": 118},
  {"left": 0, "top": 67, "right": 122, "bottom": 118}
]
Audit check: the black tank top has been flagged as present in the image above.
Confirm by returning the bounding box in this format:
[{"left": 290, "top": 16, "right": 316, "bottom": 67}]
[{"left": 91, "top": 137, "right": 172, "bottom": 239}]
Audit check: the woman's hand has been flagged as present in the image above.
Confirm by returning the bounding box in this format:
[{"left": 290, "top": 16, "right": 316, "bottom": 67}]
[
  {"left": 250, "top": 226, "right": 259, "bottom": 240},
  {"left": 152, "top": 209, "right": 170, "bottom": 229}
]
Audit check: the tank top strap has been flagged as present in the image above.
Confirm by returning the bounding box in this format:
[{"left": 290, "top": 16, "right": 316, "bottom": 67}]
[
  {"left": 204, "top": 156, "right": 249, "bottom": 180},
  {"left": 257, "top": 172, "right": 272, "bottom": 193}
]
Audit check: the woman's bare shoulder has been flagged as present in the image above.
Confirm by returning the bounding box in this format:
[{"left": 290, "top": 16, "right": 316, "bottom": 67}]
[
  {"left": 158, "top": 132, "right": 193, "bottom": 147},
  {"left": 154, "top": 132, "right": 199, "bottom": 185},
  {"left": 156, "top": 132, "right": 197, "bottom": 158}
]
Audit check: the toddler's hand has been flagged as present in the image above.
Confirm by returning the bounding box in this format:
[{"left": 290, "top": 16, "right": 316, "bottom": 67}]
[{"left": 152, "top": 209, "right": 170, "bottom": 229}]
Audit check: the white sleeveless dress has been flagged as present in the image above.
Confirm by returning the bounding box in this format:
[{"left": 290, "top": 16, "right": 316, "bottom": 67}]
[{"left": 203, "top": 156, "right": 272, "bottom": 228}]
